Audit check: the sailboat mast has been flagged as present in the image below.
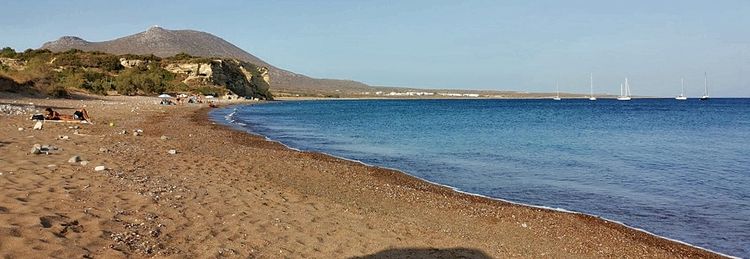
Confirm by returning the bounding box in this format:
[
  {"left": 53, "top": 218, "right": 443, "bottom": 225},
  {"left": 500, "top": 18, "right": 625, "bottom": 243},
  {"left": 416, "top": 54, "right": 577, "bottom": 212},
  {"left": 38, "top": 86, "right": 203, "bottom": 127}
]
[
  {"left": 590, "top": 73, "right": 593, "bottom": 96},
  {"left": 681, "top": 77, "right": 685, "bottom": 96},
  {"left": 625, "top": 77, "right": 630, "bottom": 97},
  {"left": 704, "top": 72, "right": 709, "bottom": 96},
  {"left": 556, "top": 81, "right": 559, "bottom": 97}
]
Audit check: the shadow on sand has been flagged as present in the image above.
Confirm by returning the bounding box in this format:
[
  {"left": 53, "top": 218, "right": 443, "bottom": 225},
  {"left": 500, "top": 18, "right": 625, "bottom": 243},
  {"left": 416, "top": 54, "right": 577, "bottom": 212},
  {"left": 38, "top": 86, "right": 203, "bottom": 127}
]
[{"left": 350, "top": 247, "right": 492, "bottom": 259}]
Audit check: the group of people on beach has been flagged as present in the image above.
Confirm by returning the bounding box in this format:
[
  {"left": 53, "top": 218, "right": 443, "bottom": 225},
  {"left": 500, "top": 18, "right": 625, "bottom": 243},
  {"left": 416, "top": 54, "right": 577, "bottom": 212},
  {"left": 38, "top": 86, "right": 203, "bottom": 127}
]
[{"left": 43, "top": 107, "right": 91, "bottom": 122}]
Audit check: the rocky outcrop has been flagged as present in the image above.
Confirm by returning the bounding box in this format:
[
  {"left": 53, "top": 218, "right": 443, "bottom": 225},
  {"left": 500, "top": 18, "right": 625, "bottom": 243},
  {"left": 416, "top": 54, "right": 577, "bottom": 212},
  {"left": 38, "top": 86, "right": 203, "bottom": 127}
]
[
  {"left": 164, "top": 59, "right": 272, "bottom": 100},
  {"left": 119, "top": 58, "right": 145, "bottom": 68},
  {"left": 165, "top": 62, "right": 213, "bottom": 79}
]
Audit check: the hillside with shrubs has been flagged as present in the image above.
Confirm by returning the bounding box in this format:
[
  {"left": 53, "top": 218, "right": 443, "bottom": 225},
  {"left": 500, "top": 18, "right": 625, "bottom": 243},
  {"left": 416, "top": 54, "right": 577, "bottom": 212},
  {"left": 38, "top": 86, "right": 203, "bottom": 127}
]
[{"left": 0, "top": 47, "right": 273, "bottom": 100}]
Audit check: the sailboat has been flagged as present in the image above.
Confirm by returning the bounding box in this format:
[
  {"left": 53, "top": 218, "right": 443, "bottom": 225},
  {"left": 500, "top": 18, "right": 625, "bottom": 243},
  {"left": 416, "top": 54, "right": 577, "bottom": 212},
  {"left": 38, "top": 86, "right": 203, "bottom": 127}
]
[
  {"left": 700, "top": 72, "right": 710, "bottom": 100},
  {"left": 588, "top": 73, "right": 597, "bottom": 101},
  {"left": 676, "top": 78, "right": 688, "bottom": 100},
  {"left": 617, "top": 77, "right": 632, "bottom": 101},
  {"left": 553, "top": 81, "right": 561, "bottom": 100}
]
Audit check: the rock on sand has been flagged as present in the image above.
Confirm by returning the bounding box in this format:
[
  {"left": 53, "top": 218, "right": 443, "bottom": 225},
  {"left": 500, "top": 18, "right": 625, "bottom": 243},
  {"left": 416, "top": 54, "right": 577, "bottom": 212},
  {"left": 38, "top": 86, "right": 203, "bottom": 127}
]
[{"left": 68, "top": 156, "right": 81, "bottom": 164}]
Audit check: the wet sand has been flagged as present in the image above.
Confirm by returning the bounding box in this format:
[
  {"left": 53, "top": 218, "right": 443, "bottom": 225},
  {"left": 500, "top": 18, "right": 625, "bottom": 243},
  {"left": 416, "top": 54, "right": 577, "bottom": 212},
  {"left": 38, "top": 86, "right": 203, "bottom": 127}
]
[{"left": 0, "top": 94, "right": 725, "bottom": 258}]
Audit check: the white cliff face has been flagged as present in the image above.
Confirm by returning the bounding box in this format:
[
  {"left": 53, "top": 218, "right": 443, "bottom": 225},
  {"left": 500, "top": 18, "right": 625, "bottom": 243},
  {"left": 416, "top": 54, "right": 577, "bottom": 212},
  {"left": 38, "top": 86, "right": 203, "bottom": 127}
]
[
  {"left": 165, "top": 63, "right": 215, "bottom": 83},
  {"left": 258, "top": 67, "right": 270, "bottom": 84},
  {"left": 162, "top": 59, "right": 272, "bottom": 99}
]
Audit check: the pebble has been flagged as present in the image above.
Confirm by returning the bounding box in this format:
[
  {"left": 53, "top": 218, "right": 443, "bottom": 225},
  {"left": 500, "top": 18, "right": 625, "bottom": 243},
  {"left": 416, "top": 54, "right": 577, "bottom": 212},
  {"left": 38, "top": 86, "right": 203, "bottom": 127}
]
[
  {"left": 68, "top": 156, "right": 81, "bottom": 164},
  {"left": 18, "top": 127, "right": 24, "bottom": 131},
  {"left": 30, "top": 144, "right": 42, "bottom": 154},
  {"left": 133, "top": 131, "right": 141, "bottom": 136},
  {"left": 59, "top": 135, "right": 70, "bottom": 140},
  {"left": 80, "top": 161, "right": 89, "bottom": 166},
  {"left": 94, "top": 166, "right": 106, "bottom": 172},
  {"left": 99, "top": 147, "right": 109, "bottom": 153},
  {"left": 33, "top": 121, "right": 43, "bottom": 130},
  {"left": 160, "top": 135, "right": 169, "bottom": 140},
  {"left": 168, "top": 149, "right": 177, "bottom": 155}
]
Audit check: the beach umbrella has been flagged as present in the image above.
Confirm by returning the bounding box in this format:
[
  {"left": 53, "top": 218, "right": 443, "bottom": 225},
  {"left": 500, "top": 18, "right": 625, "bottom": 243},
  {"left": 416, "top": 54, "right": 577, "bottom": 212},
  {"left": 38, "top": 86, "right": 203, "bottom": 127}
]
[{"left": 158, "top": 94, "right": 172, "bottom": 98}]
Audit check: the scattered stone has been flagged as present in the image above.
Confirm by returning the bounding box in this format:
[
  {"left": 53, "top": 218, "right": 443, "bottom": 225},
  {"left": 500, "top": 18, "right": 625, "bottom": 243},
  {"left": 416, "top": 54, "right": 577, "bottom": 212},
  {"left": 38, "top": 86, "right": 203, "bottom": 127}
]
[
  {"left": 59, "top": 135, "right": 70, "bottom": 140},
  {"left": 0, "top": 104, "right": 38, "bottom": 116},
  {"left": 99, "top": 147, "right": 109, "bottom": 153},
  {"left": 133, "top": 131, "right": 141, "bottom": 136},
  {"left": 18, "top": 127, "right": 24, "bottom": 131},
  {"left": 73, "top": 130, "right": 80, "bottom": 135},
  {"left": 119, "top": 130, "right": 128, "bottom": 135},
  {"left": 68, "top": 156, "right": 81, "bottom": 164},
  {"left": 30, "top": 144, "right": 42, "bottom": 154},
  {"left": 160, "top": 135, "right": 169, "bottom": 140},
  {"left": 167, "top": 149, "right": 177, "bottom": 155},
  {"left": 521, "top": 223, "right": 528, "bottom": 228},
  {"left": 80, "top": 161, "right": 89, "bottom": 166},
  {"left": 94, "top": 166, "right": 106, "bottom": 172},
  {"left": 33, "top": 121, "right": 43, "bottom": 130},
  {"left": 47, "top": 164, "right": 57, "bottom": 168}
]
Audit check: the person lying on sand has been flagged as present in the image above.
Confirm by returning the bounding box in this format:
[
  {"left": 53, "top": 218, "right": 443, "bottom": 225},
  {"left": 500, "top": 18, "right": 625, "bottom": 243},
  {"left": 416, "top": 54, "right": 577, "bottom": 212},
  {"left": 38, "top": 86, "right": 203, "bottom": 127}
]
[{"left": 44, "top": 107, "right": 91, "bottom": 122}]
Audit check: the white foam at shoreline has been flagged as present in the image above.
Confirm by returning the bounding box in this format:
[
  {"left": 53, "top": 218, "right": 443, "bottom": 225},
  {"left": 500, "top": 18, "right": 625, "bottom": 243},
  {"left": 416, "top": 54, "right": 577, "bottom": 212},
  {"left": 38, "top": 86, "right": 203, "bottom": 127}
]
[{"left": 209, "top": 104, "right": 740, "bottom": 259}]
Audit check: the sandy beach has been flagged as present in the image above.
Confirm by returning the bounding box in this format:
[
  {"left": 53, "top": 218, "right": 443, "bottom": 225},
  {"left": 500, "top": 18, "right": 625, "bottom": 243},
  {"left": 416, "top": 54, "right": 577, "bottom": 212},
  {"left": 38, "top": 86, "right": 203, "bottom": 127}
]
[{"left": 0, "top": 94, "right": 726, "bottom": 258}]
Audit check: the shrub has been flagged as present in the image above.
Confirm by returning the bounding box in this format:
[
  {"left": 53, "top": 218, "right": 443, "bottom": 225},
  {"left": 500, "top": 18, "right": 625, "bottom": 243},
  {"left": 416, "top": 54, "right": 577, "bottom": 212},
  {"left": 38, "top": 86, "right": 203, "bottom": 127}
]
[
  {"left": 18, "top": 49, "right": 52, "bottom": 61},
  {"left": 0, "top": 47, "right": 16, "bottom": 58},
  {"left": 96, "top": 55, "right": 124, "bottom": 71},
  {"left": 170, "top": 52, "right": 194, "bottom": 60}
]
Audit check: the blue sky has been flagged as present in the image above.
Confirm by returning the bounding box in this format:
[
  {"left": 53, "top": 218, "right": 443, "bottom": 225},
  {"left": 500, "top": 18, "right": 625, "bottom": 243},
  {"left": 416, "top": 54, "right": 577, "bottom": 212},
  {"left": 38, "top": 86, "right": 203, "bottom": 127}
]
[{"left": 2, "top": 0, "right": 748, "bottom": 96}]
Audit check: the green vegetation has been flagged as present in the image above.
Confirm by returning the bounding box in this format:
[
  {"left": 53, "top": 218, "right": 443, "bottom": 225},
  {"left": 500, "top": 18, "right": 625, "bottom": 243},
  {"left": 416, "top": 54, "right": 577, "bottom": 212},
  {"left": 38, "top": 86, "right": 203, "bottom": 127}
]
[
  {"left": 0, "top": 47, "right": 16, "bottom": 58},
  {"left": 0, "top": 48, "right": 273, "bottom": 99}
]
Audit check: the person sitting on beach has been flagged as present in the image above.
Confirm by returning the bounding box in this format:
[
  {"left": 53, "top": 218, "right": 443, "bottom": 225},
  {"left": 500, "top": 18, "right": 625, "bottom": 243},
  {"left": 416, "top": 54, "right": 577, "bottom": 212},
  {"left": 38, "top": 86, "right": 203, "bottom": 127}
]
[{"left": 45, "top": 107, "right": 90, "bottom": 122}]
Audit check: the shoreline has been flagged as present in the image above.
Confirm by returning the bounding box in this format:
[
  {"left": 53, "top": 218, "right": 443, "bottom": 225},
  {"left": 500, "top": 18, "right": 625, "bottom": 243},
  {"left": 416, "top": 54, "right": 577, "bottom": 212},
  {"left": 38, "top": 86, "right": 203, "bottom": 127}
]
[
  {"left": 211, "top": 101, "right": 736, "bottom": 259},
  {"left": 0, "top": 94, "right": 730, "bottom": 258}
]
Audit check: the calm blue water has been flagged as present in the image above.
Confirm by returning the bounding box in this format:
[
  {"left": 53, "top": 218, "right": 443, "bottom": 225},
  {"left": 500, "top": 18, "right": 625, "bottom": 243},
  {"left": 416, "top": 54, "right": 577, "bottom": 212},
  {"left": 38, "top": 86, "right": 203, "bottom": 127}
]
[{"left": 211, "top": 99, "right": 750, "bottom": 257}]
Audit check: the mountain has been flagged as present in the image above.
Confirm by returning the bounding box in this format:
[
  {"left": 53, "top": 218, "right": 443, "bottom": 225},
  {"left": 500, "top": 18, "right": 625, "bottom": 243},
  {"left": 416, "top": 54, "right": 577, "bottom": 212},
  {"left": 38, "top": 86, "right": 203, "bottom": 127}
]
[{"left": 40, "top": 26, "right": 371, "bottom": 93}]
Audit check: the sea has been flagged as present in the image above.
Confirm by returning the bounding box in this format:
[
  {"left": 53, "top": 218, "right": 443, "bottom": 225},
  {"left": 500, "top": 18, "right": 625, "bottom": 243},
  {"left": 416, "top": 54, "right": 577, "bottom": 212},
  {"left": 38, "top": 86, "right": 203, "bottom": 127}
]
[{"left": 210, "top": 98, "right": 750, "bottom": 257}]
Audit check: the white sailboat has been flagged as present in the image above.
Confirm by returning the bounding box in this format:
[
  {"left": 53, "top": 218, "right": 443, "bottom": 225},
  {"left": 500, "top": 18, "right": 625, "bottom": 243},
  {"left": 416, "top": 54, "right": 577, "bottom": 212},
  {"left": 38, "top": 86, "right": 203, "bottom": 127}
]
[
  {"left": 553, "top": 81, "right": 561, "bottom": 100},
  {"left": 617, "top": 77, "right": 632, "bottom": 101},
  {"left": 588, "top": 73, "right": 597, "bottom": 101},
  {"left": 700, "top": 72, "right": 710, "bottom": 100},
  {"left": 676, "top": 78, "right": 688, "bottom": 100}
]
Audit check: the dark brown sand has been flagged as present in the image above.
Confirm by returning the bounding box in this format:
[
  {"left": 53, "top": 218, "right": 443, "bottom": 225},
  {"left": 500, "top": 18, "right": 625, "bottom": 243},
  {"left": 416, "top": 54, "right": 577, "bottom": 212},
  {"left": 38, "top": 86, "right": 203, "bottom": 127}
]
[{"left": 0, "top": 94, "right": 725, "bottom": 258}]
